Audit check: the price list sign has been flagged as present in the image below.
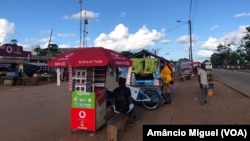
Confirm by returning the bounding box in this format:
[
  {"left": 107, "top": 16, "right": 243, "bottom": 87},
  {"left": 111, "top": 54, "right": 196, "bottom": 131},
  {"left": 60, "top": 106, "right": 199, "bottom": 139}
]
[{"left": 71, "top": 92, "right": 95, "bottom": 108}]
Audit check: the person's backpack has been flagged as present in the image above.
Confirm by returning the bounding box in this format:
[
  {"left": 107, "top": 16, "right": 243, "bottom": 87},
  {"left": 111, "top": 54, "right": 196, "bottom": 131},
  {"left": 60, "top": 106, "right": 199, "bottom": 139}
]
[{"left": 114, "top": 87, "right": 129, "bottom": 113}]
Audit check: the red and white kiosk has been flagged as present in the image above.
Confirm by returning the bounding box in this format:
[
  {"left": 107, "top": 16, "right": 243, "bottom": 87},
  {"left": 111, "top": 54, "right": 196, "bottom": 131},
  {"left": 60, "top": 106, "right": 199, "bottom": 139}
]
[{"left": 48, "top": 47, "right": 132, "bottom": 133}]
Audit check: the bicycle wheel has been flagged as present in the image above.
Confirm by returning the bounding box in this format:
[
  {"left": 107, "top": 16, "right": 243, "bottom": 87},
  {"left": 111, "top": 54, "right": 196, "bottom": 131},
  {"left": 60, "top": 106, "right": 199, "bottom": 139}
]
[{"left": 141, "top": 89, "right": 161, "bottom": 110}]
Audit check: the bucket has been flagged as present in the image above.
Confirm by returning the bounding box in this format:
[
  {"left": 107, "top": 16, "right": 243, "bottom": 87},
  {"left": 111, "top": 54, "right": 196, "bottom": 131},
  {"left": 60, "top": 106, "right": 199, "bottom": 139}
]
[
  {"left": 207, "top": 83, "right": 214, "bottom": 96},
  {"left": 208, "top": 89, "right": 213, "bottom": 96}
]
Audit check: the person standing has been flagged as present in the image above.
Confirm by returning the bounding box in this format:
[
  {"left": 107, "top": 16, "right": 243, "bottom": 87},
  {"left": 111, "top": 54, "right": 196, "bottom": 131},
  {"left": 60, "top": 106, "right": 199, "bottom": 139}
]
[
  {"left": 160, "top": 63, "right": 173, "bottom": 104},
  {"left": 198, "top": 64, "right": 209, "bottom": 105},
  {"left": 60, "top": 68, "right": 64, "bottom": 81},
  {"left": 17, "top": 69, "right": 23, "bottom": 77},
  {"left": 112, "top": 77, "right": 136, "bottom": 126},
  {"left": 115, "top": 67, "right": 121, "bottom": 82}
]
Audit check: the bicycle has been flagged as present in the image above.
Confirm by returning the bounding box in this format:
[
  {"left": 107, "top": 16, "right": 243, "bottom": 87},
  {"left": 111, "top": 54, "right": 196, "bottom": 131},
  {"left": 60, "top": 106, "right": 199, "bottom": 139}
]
[{"left": 127, "top": 85, "right": 163, "bottom": 110}]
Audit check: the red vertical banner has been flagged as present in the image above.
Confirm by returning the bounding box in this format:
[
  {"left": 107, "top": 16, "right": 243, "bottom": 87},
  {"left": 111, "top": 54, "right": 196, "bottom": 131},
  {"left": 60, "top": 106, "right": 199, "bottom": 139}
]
[{"left": 68, "top": 65, "right": 72, "bottom": 91}]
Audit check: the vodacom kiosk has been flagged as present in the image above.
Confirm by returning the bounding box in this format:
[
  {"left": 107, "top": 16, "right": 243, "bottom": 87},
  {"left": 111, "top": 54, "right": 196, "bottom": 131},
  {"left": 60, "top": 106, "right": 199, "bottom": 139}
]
[
  {"left": 70, "top": 66, "right": 107, "bottom": 132},
  {"left": 48, "top": 47, "right": 132, "bottom": 134}
]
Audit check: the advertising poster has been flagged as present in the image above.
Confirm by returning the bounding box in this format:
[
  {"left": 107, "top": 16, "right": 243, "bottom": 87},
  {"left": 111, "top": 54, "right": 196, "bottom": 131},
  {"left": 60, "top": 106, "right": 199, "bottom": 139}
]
[
  {"left": 71, "top": 92, "right": 95, "bottom": 108},
  {"left": 131, "top": 58, "right": 144, "bottom": 73},
  {"left": 70, "top": 108, "right": 95, "bottom": 131},
  {"left": 144, "top": 58, "right": 159, "bottom": 73},
  {"left": 70, "top": 91, "right": 95, "bottom": 131}
]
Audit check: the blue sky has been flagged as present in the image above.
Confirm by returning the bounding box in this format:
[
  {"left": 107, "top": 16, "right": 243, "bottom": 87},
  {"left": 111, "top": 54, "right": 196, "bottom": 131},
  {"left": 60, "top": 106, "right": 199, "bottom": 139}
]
[{"left": 1, "top": 0, "right": 250, "bottom": 62}]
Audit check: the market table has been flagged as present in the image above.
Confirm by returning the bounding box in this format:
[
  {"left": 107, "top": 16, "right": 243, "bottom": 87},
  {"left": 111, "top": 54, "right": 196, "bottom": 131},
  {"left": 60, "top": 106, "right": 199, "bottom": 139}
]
[
  {"left": 16, "top": 77, "right": 39, "bottom": 86},
  {"left": 1, "top": 76, "right": 17, "bottom": 86}
]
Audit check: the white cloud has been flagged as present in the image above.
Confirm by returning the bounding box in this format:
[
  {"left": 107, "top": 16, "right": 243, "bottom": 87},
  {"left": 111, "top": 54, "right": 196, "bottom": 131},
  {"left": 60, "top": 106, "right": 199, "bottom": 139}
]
[
  {"left": 196, "top": 50, "right": 214, "bottom": 61},
  {"left": 176, "top": 34, "right": 198, "bottom": 43},
  {"left": 120, "top": 12, "right": 126, "bottom": 18},
  {"left": 234, "top": 12, "right": 250, "bottom": 18},
  {"left": 176, "top": 35, "right": 189, "bottom": 43},
  {"left": 210, "top": 25, "right": 220, "bottom": 30},
  {"left": 37, "top": 37, "right": 56, "bottom": 48},
  {"left": 57, "top": 33, "right": 75, "bottom": 37},
  {"left": 94, "top": 24, "right": 165, "bottom": 52},
  {"left": 59, "top": 44, "right": 71, "bottom": 48},
  {"left": 160, "top": 39, "right": 171, "bottom": 44},
  {"left": 22, "top": 44, "right": 32, "bottom": 52},
  {"left": 200, "top": 25, "right": 249, "bottom": 51},
  {"left": 0, "top": 19, "right": 15, "bottom": 43},
  {"left": 197, "top": 25, "right": 249, "bottom": 61},
  {"left": 220, "top": 25, "right": 248, "bottom": 46},
  {"left": 63, "top": 10, "right": 100, "bottom": 21},
  {"left": 200, "top": 37, "right": 219, "bottom": 50},
  {"left": 40, "top": 30, "right": 51, "bottom": 34}
]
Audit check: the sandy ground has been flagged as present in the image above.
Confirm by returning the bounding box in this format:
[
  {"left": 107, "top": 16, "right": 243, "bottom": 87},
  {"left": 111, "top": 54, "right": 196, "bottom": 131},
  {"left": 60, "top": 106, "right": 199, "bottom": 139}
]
[{"left": 0, "top": 72, "right": 249, "bottom": 141}]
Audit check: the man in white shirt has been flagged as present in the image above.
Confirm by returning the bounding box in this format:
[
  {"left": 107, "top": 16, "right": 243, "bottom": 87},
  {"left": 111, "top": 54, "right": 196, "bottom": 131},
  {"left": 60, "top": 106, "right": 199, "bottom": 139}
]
[{"left": 198, "top": 64, "right": 209, "bottom": 105}]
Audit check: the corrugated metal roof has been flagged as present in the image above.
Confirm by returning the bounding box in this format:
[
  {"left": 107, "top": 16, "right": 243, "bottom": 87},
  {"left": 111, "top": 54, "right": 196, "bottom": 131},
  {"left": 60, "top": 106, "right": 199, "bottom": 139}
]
[{"left": 26, "top": 62, "right": 48, "bottom": 67}]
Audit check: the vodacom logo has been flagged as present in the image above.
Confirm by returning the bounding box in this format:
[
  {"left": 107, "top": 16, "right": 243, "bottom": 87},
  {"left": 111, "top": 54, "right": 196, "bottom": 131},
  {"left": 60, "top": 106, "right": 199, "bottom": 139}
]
[
  {"left": 65, "top": 53, "right": 74, "bottom": 58},
  {"left": 6, "top": 46, "right": 13, "bottom": 53},
  {"left": 79, "top": 111, "right": 86, "bottom": 119}
]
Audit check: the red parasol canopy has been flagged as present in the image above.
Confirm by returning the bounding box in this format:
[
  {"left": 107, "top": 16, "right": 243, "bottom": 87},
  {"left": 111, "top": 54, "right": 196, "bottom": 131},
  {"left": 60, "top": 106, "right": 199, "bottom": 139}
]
[{"left": 48, "top": 47, "right": 132, "bottom": 67}]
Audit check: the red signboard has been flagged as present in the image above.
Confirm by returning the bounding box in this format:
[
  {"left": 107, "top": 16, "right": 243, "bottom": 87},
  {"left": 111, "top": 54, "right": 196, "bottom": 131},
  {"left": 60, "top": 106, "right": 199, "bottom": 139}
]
[
  {"left": 0, "top": 44, "right": 31, "bottom": 58},
  {"left": 70, "top": 108, "right": 95, "bottom": 131}
]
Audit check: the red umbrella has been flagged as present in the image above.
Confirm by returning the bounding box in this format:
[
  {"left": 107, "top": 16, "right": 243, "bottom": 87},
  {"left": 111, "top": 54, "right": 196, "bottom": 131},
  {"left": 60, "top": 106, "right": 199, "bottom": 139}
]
[{"left": 48, "top": 47, "right": 132, "bottom": 67}]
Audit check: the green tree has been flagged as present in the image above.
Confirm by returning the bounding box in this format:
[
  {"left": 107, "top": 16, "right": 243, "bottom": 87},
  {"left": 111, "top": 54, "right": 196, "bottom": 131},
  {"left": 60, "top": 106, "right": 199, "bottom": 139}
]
[
  {"left": 121, "top": 51, "right": 133, "bottom": 57},
  {"left": 10, "top": 39, "right": 18, "bottom": 45},
  {"left": 216, "top": 43, "right": 233, "bottom": 66},
  {"left": 231, "top": 52, "right": 243, "bottom": 66},
  {"left": 178, "top": 58, "right": 189, "bottom": 62},
  {"left": 34, "top": 44, "right": 58, "bottom": 56},
  {"left": 238, "top": 26, "right": 250, "bottom": 62},
  {"left": 34, "top": 46, "right": 42, "bottom": 55},
  {"left": 210, "top": 53, "right": 222, "bottom": 67},
  {"left": 48, "top": 43, "right": 58, "bottom": 53}
]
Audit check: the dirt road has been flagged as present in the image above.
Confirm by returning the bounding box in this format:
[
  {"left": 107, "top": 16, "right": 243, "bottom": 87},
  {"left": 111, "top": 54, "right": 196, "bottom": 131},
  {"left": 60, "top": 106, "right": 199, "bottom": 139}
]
[{"left": 0, "top": 74, "right": 249, "bottom": 141}]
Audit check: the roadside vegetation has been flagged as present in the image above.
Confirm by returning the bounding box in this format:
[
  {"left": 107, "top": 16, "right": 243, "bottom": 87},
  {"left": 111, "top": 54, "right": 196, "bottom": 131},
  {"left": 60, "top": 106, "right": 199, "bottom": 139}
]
[{"left": 210, "top": 26, "right": 250, "bottom": 69}]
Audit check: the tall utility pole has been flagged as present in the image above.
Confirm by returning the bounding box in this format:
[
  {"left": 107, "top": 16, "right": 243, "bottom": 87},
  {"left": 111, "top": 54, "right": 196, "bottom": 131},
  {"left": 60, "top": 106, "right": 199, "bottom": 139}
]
[
  {"left": 188, "top": 20, "right": 193, "bottom": 62},
  {"left": 48, "top": 29, "right": 53, "bottom": 47},
  {"left": 177, "top": 20, "right": 193, "bottom": 62},
  {"left": 47, "top": 29, "right": 53, "bottom": 60},
  {"left": 79, "top": 0, "right": 83, "bottom": 48},
  {"left": 83, "top": 9, "right": 88, "bottom": 47}
]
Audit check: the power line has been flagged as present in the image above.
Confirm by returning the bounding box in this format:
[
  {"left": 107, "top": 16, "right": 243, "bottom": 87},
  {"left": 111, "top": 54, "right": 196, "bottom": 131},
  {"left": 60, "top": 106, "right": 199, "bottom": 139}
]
[
  {"left": 166, "top": 23, "right": 187, "bottom": 33},
  {"left": 189, "top": 0, "right": 192, "bottom": 20},
  {"left": 190, "top": 0, "right": 198, "bottom": 31}
]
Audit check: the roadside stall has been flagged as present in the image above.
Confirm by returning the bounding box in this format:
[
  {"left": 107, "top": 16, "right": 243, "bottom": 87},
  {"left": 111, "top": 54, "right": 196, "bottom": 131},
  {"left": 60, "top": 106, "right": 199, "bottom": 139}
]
[
  {"left": 193, "top": 61, "right": 201, "bottom": 76},
  {"left": 17, "top": 62, "right": 51, "bottom": 85},
  {"left": 48, "top": 47, "right": 132, "bottom": 134},
  {"left": 125, "top": 50, "right": 170, "bottom": 110},
  {"left": 176, "top": 60, "right": 193, "bottom": 81},
  {"left": 0, "top": 62, "right": 18, "bottom": 85}
]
